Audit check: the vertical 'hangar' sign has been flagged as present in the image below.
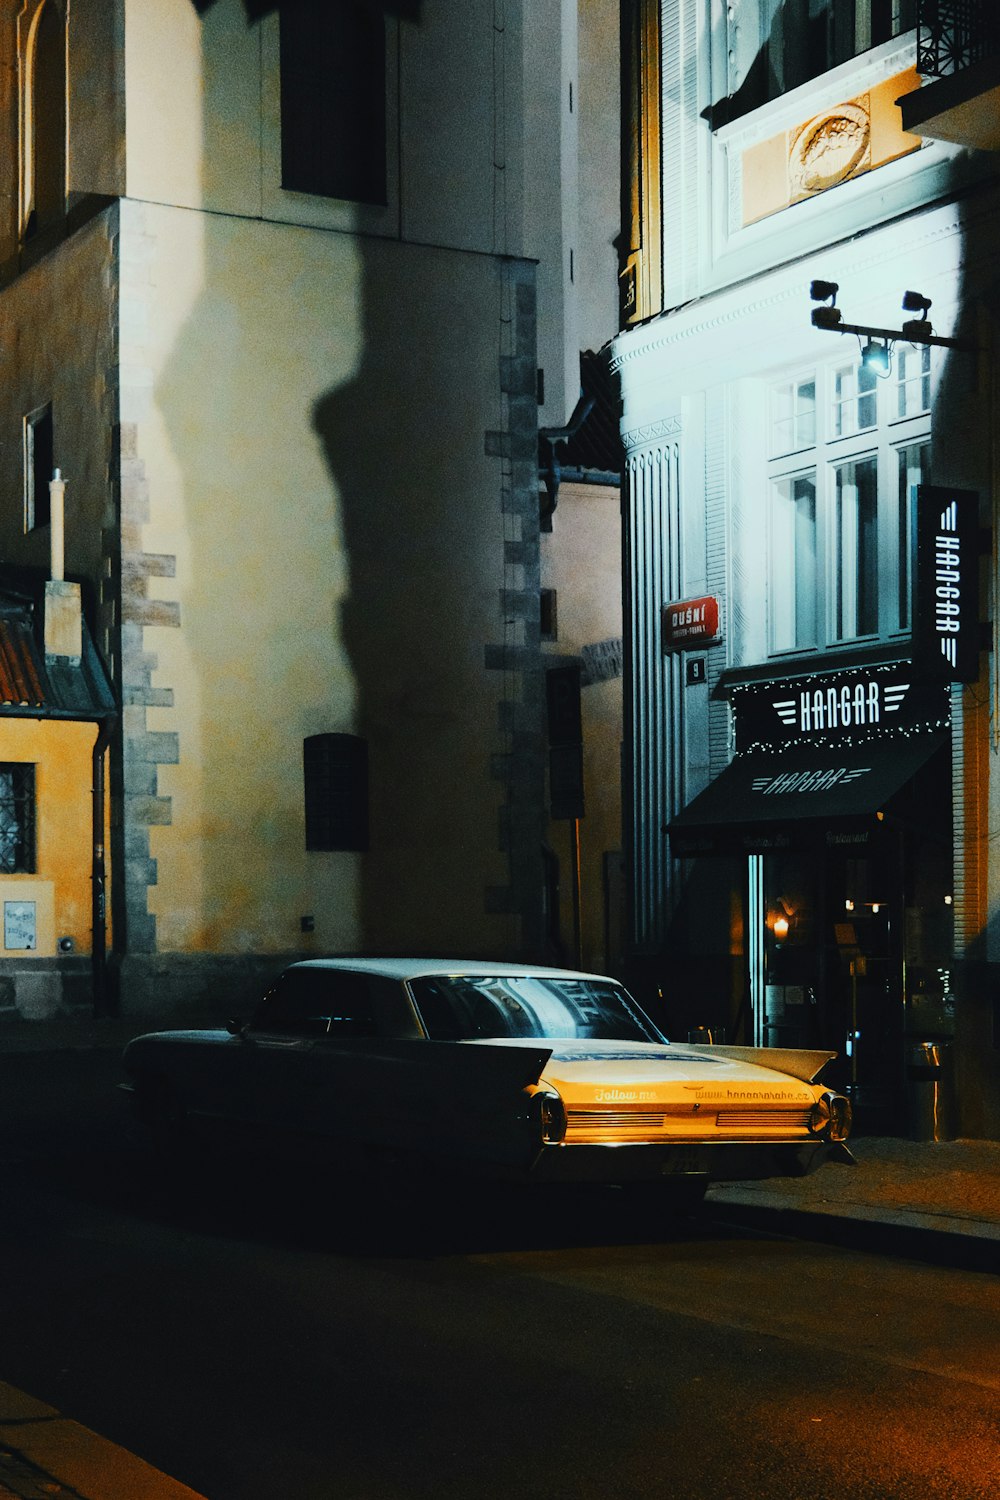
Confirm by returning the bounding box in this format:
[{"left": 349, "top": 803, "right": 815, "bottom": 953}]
[{"left": 915, "top": 486, "right": 980, "bottom": 684}]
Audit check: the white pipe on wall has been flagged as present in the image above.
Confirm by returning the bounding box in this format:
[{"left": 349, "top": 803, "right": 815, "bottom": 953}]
[{"left": 49, "top": 467, "right": 65, "bottom": 582}]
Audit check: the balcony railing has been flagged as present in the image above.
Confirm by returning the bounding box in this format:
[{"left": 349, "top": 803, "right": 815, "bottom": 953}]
[{"left": 917, "top": 0, "right": 1000, "bottom": 78}]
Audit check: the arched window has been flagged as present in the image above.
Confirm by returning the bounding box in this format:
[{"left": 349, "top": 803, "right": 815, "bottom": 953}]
[{"left": 21, "top": 0, "right": 67, "bottom": 241}]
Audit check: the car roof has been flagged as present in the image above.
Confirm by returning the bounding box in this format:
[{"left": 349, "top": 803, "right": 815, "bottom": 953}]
[{"left": 286, "top": 958, "right": 619, "bottom": 984}]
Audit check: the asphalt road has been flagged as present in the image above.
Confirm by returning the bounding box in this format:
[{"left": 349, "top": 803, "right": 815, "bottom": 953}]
[{"left": 1, "top": 1049, "right": 999, "bottom": 1500}]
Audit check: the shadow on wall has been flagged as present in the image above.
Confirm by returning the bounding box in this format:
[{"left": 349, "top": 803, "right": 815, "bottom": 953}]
[{"left": 149, "top": 0, "right": 524, "bottom": 959}]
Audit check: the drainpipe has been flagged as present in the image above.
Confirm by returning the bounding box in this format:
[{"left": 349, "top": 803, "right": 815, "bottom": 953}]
[{"left": 92, "top": 715, "right": 115, "bottom": 1018}]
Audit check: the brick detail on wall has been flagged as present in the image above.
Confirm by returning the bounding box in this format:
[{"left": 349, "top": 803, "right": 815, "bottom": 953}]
[
  {"left": 482, "top": 260, "right": 546, "bottom": 954},
  {"left": 111, "top": 418, "right": 181, "bottom": 957}
]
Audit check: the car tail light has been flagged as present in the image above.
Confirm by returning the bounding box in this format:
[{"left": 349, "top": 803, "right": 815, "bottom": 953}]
[
  {"left": 809, "top": 1091, "right": 852, "bottom": 1142},
  {"left": 808, "top": 1096, "right": 831, "bottom": 1135},
  {"left": 827, "top": 1092, "right": 852, "bottom": 1142},
  {"left": 536, "top": 1089, "right": 566, "bottom": 1144}
]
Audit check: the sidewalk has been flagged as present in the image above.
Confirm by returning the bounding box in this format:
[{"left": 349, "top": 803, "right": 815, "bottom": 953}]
[
  {"left": 707, "top": 1134, "right": 1000, "bottom": 1272},
  {"left": 0, "top": 1382, "right": 206, "bottom": 1500}
]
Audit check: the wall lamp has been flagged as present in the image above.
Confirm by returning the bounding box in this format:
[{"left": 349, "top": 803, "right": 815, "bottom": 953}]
[
  {"left": 861, "top": 339, "right": 890, "bottom": 373},
  {"left": 808, "top": 282, "right": 978, "bottom": 357}
]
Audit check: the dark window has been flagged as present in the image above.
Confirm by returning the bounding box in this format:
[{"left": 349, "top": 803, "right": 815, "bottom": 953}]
[
  {"left": 715, "top": 1, "right": 917, "bottom": 125},
  {"left": 303, "top": 733, "right": 369, "bottom": 851},
  {"left": 540, "top": 589, "right": 558, "bottom": 641},
  {"left": 25, "top": 405, "right": 53, "bottom": 530},
  {"left": 279, "top": 0, "right": 387, "bottom": 206},
  {"left": 27, "top": 0, "right": 67, "bottom": 240},
  {"left": 251, "top": 967, "right": 377, "bottom": 1037},
  {"left": 0, "top": 765, "right": 36, "bottom": 874}
]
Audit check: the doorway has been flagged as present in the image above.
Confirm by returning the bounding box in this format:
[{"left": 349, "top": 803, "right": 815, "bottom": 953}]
[{"left": 746, "top": 744, "right": 953, "bottom": 1128}]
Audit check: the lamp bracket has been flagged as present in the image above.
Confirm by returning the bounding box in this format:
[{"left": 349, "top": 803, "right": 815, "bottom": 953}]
[{"left": 813, "top": 319, "right": 979, "bottom": 354}]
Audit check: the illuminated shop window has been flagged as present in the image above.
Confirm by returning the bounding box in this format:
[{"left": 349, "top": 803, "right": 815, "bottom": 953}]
[
  {"left": 279, "top": 0, "right": 387, "bottom": 206},
  {"left": 19, "top": 0, "right": 66, "bottom": 242},
  {"left": 0, "top": 766, "right": 36, "bottom": 874},
  {"left": 23, "top": 403, "right": 54, "bottom": 532},
  {"left": 767, "top": 356, "right": 930, "bottom": 655}
]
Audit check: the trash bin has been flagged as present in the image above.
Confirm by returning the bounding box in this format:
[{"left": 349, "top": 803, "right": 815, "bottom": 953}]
[
  {"left": 687, "top": 1026, "right": 725, "bottom": 1045},
  {"left": 905, "top": 1040, "right": 957, "bottom": 1142}
]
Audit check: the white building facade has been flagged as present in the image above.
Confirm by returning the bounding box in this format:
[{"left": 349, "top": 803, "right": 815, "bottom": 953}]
[{"left": 612, "top": 0, "right": 1000, "bottom": 1137}]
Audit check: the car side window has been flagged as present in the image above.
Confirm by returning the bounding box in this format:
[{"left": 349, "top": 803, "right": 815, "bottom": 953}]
[{"left": 250, "top": 969, "right": 378, "bottom": 1038}]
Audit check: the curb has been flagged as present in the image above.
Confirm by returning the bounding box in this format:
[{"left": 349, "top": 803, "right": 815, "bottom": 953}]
[
  {"left": 704, "top": 1194, "right": 1000, "bottom": 1274},
  {"left": 0, "top": 1382, "right": 207, "bottom": 1500}
]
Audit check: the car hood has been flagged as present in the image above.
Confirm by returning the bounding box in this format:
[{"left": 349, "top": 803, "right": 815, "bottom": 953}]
[{"left": 465, "top": 1037, "right": 827, "bottom": 1106}]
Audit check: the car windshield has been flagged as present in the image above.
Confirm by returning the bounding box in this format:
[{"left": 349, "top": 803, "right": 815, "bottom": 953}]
[{"left": 409, "top": 975, "right": 664, "bottom": 1043}]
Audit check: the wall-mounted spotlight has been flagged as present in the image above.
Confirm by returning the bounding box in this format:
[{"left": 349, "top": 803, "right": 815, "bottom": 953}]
[
  {"left": 808, "top": 284, "right": 976, "bottom": 356},
  {"left": 901, "top": 288, "right": 933, "bottom": 342},
  {"left": 810, "top": 279, "right": 841, "bottom": 329},
  {"left": 861, "top": 338, "right": 890, "bottom": 373}
]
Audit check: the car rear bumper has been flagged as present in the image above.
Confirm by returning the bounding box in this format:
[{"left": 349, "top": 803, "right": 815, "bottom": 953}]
[{"left": 528, "top": 1137, "right": 852, "bottom": 1184}]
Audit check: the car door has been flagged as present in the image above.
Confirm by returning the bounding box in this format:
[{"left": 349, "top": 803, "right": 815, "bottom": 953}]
[{"left": 242, "top": 967, "right": 379, "bottom": 1145}]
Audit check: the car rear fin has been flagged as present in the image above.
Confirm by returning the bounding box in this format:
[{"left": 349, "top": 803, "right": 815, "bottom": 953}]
[{"left": 682, "top": 1043, "right": 837, "bottom": 1084}]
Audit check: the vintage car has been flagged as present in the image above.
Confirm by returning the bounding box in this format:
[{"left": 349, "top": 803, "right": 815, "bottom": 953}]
[{"left": 121, "top": 958, "right": 853, "bottom": 1200}]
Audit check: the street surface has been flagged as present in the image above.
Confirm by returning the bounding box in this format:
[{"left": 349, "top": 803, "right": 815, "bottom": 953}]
[{"left": 1, "top": 1048, "right": 998, "bottom": 1500}]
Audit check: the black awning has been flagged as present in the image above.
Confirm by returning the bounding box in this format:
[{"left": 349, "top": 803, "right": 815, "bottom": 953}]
[{"left": 668, "top": 732, "right": 948, "bottom": 857}]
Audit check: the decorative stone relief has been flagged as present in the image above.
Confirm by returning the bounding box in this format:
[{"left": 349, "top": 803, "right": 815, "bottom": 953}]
[{"left": 789, "top": 102, "right": 871, "bottom": 198}]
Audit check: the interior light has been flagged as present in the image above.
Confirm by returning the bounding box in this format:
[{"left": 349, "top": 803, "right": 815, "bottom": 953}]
[
  {"left": 845, "top": 899, "right": 855, "bottom": 911},
  {"left": 945, "top": 894, "right": 953, "bottom": 905},
  {"left": 861, "top": 339, "right": 890, "bottom": 372},
  {"left": 773, "top": 915, "right": 790, "bottom": 942},
  {"left": 871, "top": 903, "right": 880, "bottom": 915}
]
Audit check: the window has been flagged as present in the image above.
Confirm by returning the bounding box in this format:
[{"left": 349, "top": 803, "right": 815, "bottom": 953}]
[
  {"left": 770, "top": 474, "right": 818, "bottom": 651},
  {"left": 279, "top": 0, "right": 387, "bottom": 206},
  {"left": 24, "top": 404, "right": 54, "bottom": 531},
  {"left": 0, "top": 766, "right": 36, "bottom": 874},
  {"left": 762, "top": 0, "right": 916, "bottom": 92},
  {"left": 409, "top": 975, "right": 663, "bottom": 1043},
  {"left": 722, "top": 0, "right": 917, "bottom": 121},
  {"left": 20, "top": 0, "right": 66, "bottom": 241},
  {"left": 767, "top": 355, "right": 930, "bottom": 655},
  {"left": 303, "top": 733, "right": 369, "bottom": 851},
  {"left": 250, "top": 967, "right": 377, "bottom": 1038},
  {"left": 540, "top": 589, "right": 558, "bottom": 641}
]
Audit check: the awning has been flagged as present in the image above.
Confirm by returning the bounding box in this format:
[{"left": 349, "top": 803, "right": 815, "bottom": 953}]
[{"left": 668, "top": 732, "right": 948, "bottom": 857}]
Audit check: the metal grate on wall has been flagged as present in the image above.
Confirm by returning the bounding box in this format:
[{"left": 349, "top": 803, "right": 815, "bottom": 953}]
[{"left": 917, "top": 0, "right": 1000, "bottom": 77}]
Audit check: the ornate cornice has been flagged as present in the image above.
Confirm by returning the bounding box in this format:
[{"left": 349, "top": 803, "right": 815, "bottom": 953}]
[
  {"left": 610, "top": 198, "right": 971, "bottom": 378},
  {"left": 622, "top": 415, "right": 682, "bottom": 450}
]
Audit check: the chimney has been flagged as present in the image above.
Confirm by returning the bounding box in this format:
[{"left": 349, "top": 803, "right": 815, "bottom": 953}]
[{"left": 44, "top": 469, "right": 82, "bottom": 664}]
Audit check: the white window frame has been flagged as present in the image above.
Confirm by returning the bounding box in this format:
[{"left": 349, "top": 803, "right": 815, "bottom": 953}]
[
  {"left": 23, "top": 402, "right": 53, "bottom": 533},
  {"left": 767, "top": 349, "right": 931, "bottom": 659}
]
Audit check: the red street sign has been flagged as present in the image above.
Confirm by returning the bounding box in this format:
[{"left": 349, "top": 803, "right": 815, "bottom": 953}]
[{"left": 662, "top": 595, "right": 721, "bottom": 652}]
